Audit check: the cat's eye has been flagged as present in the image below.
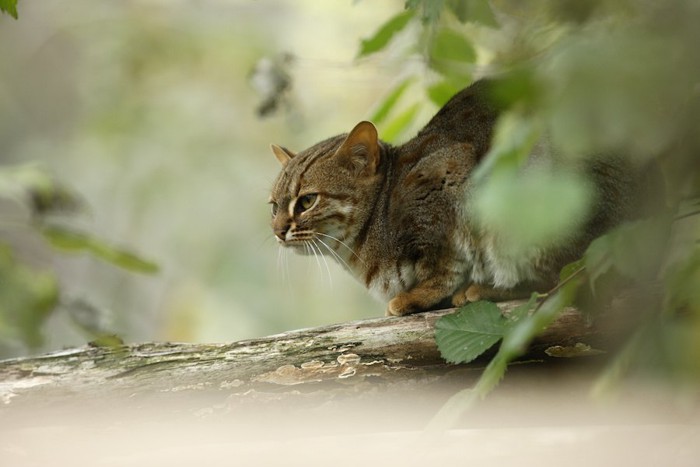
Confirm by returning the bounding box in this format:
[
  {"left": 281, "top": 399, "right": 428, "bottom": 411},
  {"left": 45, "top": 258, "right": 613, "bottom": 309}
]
[
  {"left": 270, "top": 202, "right": 279, "bottom": 216},
  {"left": 296, "top": 194, "right": 318, "bottom": 213}
]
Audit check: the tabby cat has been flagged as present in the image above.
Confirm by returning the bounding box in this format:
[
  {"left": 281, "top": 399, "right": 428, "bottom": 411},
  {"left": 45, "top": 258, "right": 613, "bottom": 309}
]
[{"left": 268, "top": 80, "right": 634, "bottom": 316}]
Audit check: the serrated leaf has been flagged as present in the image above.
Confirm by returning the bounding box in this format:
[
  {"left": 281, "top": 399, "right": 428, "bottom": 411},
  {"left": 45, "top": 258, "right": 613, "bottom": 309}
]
[
  {"left": 0, "top": 0, "right": 18, "bottom": 19},
  {"left": 370, "top": 78, "right": 413, "bottom": 124},
  {"left": 430, "top": 291, "right": 569, "bottom": 429},
  {"left": 42, "top": 226, "right": 159, "bottom": 274},
  {"left": 358, "top": 10, "right": 414, "bottom": 58},
  {"left": 435, "top": 301, "right": 507, "bottom": 364}
]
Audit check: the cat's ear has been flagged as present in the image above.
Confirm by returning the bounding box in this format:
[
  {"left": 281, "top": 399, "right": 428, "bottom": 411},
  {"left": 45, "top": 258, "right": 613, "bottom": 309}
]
[
  {"left": 336, "top": 121, "right": 380, "bottom": 176},
  {"left": 270, "top": 144, "right": 296, "bottom": 166}
]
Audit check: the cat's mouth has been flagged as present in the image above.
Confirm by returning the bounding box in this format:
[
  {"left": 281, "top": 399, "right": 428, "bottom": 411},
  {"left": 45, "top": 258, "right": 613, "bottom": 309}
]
[
  {"left": 276, "top": 231, "right": 314, "bottom": 247},
  {"left": 277, "top": 230, "right": 338, "bottom": 257}
]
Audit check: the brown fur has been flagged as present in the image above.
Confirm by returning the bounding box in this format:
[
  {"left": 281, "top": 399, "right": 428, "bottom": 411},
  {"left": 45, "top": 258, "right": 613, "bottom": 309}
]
[{"left": 269, "top": 80, "right": 634, "bottom": 316}]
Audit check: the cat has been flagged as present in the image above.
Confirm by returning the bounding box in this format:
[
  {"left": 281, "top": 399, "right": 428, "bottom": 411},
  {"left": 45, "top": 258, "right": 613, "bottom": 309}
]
[{"left": 268, "top": 79, "right": 636, "bottom": 316}]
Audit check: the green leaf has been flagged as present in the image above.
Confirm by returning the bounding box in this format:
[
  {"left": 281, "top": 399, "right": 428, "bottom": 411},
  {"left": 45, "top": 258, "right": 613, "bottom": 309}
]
[
  {"left": 0, "top": 244, "right": 58, "bottom": 350},
  {"left": 545, "top": 342, "right": 605, "bottom": 358},
  {"left": 88, "top": 334, "right": 125, "bottom": 349},
  {"left": 609, "top": 218, "right": 670, "bottom": 281},
  {"left": 583, "top": 233, "right": 614, "bottom": 295},
  {"left": 380, "top": 102, "right": 421, "bottom": 142},
  {"left": 664, "top": 247, "right": 700, "bottom": 313},
  {"left": 430, "top": 28, "right": 476, "bottom": 75},
  {"left": 426, "top": 80, "right": 461, "bottom": 107},
  {"left": 507, "top": 293, "right": 539, "bottom": 323},
  {"left": 429, "top": 291, "right": 565, "bottom": 430},
  {"left": 489, "top": 69, "right": 543, "bottom": 109},
  {"left": 475, "top": 287, "right": 571, "bottom": 399},
  {"left": 559, "top": 258, "right": 585, "bottom": 283},
  {"left": 435, "top": 301, "right": 507, "bottom": 364},
  {"left": 0, "top": 164, "right": 84, "bottom": 217},
  {"left": 584, "top": 218, "right": 671, "bottom": 292},
  {"left": 0, "top": 0, "right": 18, "bottom": 19},
  {"left": 447, "top": 0, "right": 498, "bottom": 27},
  {"left": 471, "top": 111, "right": 543, "bottom": 182},
  {"left": 473, "top": 168, "right": 592, "bottom": 256},
  {"left": 89, "top": 241, "right": 160, "bottom": 274},
  {"left": 406, "top": 0, "right": 445, "bottom": 24},
  {"left": 42, "top": 226, "right": 159, "bottom": 274},
  {"left": 358, "top": 10, "right": 414, "bottom": 58},
  {"left": 501, "top": 281, "right": 577, "bottom": 358},
  {"left": 370, "top": 78, "right": 414, "bottom": 124}
]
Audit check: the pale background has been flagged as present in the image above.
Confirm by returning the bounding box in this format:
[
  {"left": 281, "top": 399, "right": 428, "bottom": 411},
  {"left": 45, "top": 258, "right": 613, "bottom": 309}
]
[{"left": 0, "top": 0, "right": 430, "bottom": 353}]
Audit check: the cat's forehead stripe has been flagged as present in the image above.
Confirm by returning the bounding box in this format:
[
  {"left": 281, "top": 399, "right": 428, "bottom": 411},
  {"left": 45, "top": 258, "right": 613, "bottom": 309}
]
[{"left": 289, "top": 135, "right": 346, "bottom": 195}]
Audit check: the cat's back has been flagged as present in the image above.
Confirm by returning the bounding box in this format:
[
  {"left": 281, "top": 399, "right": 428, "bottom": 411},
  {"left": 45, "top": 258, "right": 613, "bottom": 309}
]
[{"left": 391, "top": 81, "right": 500, "bottom": 212}]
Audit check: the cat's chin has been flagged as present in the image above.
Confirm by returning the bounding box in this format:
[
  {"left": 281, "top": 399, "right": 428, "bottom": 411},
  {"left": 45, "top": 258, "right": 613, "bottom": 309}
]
[{"left": 283, "top": 242, "right": 314, "bottom": 255}]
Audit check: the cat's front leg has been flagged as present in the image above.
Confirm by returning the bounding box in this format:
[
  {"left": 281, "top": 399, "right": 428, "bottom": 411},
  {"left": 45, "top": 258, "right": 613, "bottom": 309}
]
[
  {"left": 387, "top": 291, "right": 435, "bottom": 316},
  {"left": 386, "top": 276, "right": 457, "bottom": 316}
]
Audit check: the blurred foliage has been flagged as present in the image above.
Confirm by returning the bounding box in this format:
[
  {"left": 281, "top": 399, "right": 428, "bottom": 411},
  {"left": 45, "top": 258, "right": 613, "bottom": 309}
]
[
  {"left": 1, "top": 1, "right": 399, "bottom": 358},
  {"left": 357, "top": 0, "right": 700, "bottom": 415},
  {"left": 0, "top": 164, "right": 157, "bottom": 357},
  {"left": 0, "top": 0, "right": 18, "bottom": 19},
  {"left": 0, "top": 245, "right": 57, "bottom": 350}
]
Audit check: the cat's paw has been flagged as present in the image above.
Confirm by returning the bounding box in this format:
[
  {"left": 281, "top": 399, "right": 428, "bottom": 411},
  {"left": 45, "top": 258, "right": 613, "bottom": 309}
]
[
  {"left": 451, "top": 284, "right": 484, "bottom": 307},
  {"left": 386, "top": 293, "right": 417, "bottom": 317}
]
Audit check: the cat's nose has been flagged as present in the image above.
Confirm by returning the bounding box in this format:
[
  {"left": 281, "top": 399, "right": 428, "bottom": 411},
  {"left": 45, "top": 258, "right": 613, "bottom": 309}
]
[{"left": 274, "top": 227, "right": 288, "bottom": 242}]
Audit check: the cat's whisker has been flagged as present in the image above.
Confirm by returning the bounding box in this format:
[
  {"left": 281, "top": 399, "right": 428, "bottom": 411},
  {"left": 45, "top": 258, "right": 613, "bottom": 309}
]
[
  {"left": 312, "top": 238, "right": 334, "bottom": 288},
  {"left": 305, "top": 239, "right": 325, "bottom": 283},
  {"left": 276, "top": 244, "right": 282, "bottom": 277},
  {"left": 277, "top": 245, "right": 289, "bottom": 287},
  {"left": 283, "top": 246, "right": 293, "bottom": 294},
  {"left": 315, "top": 232, "right": 365, "bottom": 266},
  {"left": 316, "top": 236, "right": 354, "bottom": 273}
]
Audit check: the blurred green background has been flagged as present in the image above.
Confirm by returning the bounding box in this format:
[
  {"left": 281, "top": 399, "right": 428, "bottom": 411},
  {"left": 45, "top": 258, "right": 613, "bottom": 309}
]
[{"left": 0, "top": 0, "right": 413, "bottom": 357}]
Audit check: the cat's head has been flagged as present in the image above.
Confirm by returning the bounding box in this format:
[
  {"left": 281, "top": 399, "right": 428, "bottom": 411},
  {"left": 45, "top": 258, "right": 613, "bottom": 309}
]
[{"left": 269, "top": 121, "right": 383, "bottom": 255}]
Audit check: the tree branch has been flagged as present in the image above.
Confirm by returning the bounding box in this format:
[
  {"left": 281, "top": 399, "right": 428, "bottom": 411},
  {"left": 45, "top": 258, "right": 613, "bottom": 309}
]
[{"left": 0, "top": 299, "right": 630, "bottom": 409}]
